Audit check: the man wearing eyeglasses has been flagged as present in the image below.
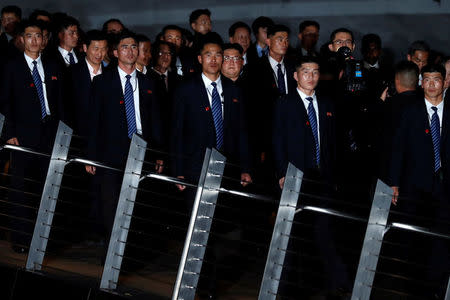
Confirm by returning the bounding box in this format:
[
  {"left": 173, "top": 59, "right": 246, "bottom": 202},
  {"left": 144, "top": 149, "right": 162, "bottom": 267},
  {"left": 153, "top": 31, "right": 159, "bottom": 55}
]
[{"left": 328, "top": 27, "right": 355, "bottom": 53}]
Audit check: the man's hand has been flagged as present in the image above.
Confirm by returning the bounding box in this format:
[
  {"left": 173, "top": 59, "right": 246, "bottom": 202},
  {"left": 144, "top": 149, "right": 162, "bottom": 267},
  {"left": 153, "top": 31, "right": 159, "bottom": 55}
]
[
  {"left": 279, "top": 177, "right": 285, "bottom": 189},
  {"left": 391, "top": 186, "right": 399, "bottom": 205},
  {"left": 176, "top": 176, "right": 186, "bottom": 191},
  {"left": 7, "top": 137, "right": 19, "bottom": 145},
  {"left": 240, "top": 173, "right": 252, "bottom": 187},
  {"left": 155, "top": 160, "right": 164, "bottom": 174},
  {"left": 380, "top": 87, "right": 389, "bottom": 102},
  {"left": 85, "top": 165, "right": 96, "bottom": 175}
]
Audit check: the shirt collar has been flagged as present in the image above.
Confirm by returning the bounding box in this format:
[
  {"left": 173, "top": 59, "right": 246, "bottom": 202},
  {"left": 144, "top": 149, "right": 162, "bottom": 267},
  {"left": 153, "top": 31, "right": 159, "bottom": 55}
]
[
  {"left": 24, "top": 52, "right": 42, "bottom": 68},
  {"left": 297, "top": 87, "right": 316, "bottom": 101},
  {"left": 269, "top": 55, "right": 284, "bottom": 70},
  {"left": 152, "top": 67, "right": 168, "bottom": 77},
  {"left": 201, "top": 72, "right": 221, "bottom": 89},
  {"left": 256, "top": 43, "right": 267, "bottom": 54},
  {"left": 424, "top": 97, "right": 444, "bottom": 112},
  {"left": 363, "top": 60, "right": 380, "bottom": 69},
  {"left": 118, "top": 66, "right": 137, "bottom": 80},
  {"left": 58, "top": 46, "right": 74, "bottom": 57},
  {"left": 85, "top": 58, "right": 102, "bottom": 75}
]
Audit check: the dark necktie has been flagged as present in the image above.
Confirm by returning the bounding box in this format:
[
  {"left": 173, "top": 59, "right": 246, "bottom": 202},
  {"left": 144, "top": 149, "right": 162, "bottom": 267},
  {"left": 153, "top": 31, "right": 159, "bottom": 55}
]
[
  {"left": 161, "top": 74, "right": 168, "bottom": 91},
  {"left": 124, "top": 75, "right": 137, "bottom": 138},
  {"left": 68, "top": 52, "right": 75, "bottom": 65},
  {"left": 31, "top": 61, "right": 47, "bottom": 119},
  {"left": 306, "top": 97, "right": 320, "bottom": 167},
  {"left": 211, "top": 82, "right": 224, "bottom": 150},
  {"left": 277, "top": 63, "right": 286, "bottom": 95},
  {"left": 431, "top": 106, "right": 441, "bottom": 172},
  {"left": 262, "top": 47, "right": 268, "bottom": 57}
]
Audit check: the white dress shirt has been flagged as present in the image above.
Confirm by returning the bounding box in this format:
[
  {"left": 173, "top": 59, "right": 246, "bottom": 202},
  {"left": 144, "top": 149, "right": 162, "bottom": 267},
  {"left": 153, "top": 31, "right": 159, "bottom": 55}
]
[
  {"left": 118, "top": 67, "right": 142, "bottom": 135},
  {"left": 137, "top": 65, "right": 147, "bottom": 75},
  {"left": 202, "top": 73, "right": 224, "bottom": 118},
  {"left": 297, "top": 88, "right": 320, "bottom": 146},
  {"left": 176, "top": 56, "right": 183, "bottom": 76},
  {"left": 152, "top": 67, "right": 169, "bottom": 90},
  {"left": 86, "top": 58, "right": 102, "bottom": 81},
  {"left": 58, "top": 46, "right": 78, "bottom": 66},
  {"left": 24, "top": 53, "right": 51, "bottom": 115},
  {"left": 269, "top": 55, "right": 288, "bottom": 95},
  {"left": 425, "top": 98, "right": 444, "bottom": 135},
  {"left": 243, "top": 52, "right": 248, "bottom": 65}
]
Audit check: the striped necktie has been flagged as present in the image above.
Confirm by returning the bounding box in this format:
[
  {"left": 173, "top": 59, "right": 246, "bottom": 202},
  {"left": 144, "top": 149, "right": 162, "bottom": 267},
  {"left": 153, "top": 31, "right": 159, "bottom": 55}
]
[
  {"left": 306, "top": 97, "right": 320, "bottom": 167},
  {"left": 430, "top": 106, "right": 441, "bottom": 172},
  {"left": 277, "top": 63, "right": 286, "bottom": 95},
  {"left": 68, "top": 52, "right": 75, "bottom": 65},
  {"left": 31, "top": 61, "right": 47, "bottom": 119},
  {"left": 124, "top": 75, "right": 137, "bottom": 138},
  {"left": 211, "top": 82, "right": 224, "bottom": 150}
]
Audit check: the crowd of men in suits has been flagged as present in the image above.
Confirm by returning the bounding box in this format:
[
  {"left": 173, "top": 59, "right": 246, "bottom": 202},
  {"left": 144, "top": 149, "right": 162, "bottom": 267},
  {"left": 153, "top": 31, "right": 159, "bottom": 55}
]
[{"left": 0, "top": 5, "right": 449, "bottom": 299}]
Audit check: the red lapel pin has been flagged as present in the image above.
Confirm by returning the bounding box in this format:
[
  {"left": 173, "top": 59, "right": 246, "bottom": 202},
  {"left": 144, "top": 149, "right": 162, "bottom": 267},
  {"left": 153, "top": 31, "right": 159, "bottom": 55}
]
[
  {"left": 51, "top": 76, "right": 57, "bottom": 80},
  {"left": 306, "top": 121, "right": 310, "bottom": 126},
  {"left": 233, "top": 98, "right": 238, "bottom": 103},
  {"left": 120, "top": 100, "right": 124, "bottom": 104},
  {"left": 147, "top": 89, "right": 152, "bottom": 94},
  {"left": 30, "top": 83, "right": 35, "bottom": 87},
  {"left": 425, "top": 129, "right": 430, "bottom": 134},
  {"left": 189, "top": 69, "right": 194, "bottom": 73},
  {"left": 205, "top": 107, "right": 210, "bottom": 111},
  {"left": 326, "top": 112, "right": 332, "bottom": 117}
]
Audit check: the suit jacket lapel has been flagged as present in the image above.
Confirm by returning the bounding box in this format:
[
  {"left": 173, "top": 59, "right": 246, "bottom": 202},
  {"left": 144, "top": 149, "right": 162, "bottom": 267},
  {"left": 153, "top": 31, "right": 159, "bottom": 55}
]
[
  {"left": 317, "top": 96, "right": 327, "bottom": 144},
  {"left": 222, "top": 78, "right": 232, "bottom": 135}
]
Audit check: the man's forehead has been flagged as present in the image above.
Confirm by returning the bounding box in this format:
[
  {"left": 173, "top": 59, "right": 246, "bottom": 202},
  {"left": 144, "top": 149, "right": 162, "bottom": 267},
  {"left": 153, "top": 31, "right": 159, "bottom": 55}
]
[
  {"left": 119, "top": 38, "right": 137, "bottom": 45},
  {"left": 25, "top": 26, "right": 42, "bottom": 34},
  {"left": 300, "top": 63, "right": 319, "bottom": 70},
  {"left": 423, "top": 72, "right": 443, "bottom": 79},
  {"left": 224, "top": 49, "right": 239, "bottom": 56},
  {"left": 165, "top": 29, "right": 181, "bottom": 36}
]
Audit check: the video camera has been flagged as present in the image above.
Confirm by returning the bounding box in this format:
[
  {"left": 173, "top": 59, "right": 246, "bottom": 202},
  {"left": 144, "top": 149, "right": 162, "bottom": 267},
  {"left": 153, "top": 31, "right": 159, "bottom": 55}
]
[{"left": 336, "top": 46, "right": 368, "bottom": 94}]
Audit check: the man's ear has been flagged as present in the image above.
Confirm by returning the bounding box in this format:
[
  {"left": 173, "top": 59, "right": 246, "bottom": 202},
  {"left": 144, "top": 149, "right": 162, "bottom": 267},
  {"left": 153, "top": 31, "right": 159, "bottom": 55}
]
[
  {"left": 198, "top": 54, "right": 202, "bottom": 65},
  {"left": 293, "top": 71, "right": 299, "bottom": 83},
  {"left": 328, "top": 43, "right": 333, "bottom": 52},
  {"left": 113, "top": 49, "right": 119, "bottom": 58}
]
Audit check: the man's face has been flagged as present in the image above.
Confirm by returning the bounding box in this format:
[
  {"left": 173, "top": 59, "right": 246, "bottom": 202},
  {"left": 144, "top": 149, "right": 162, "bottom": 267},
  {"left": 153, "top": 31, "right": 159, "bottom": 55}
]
[
  {"left": 106, "top": 21, "right": 124, "bottom": 34},
  {"left": 221, "top": 48, "right": 243, "bottom": 80},
  {"left": 40, "top": 29, "right": 49, "bottom": 51},
  {"left": 294, "top": 62, "right": 320, "bottom": 92},
  {"left": 137, "top": 41, "right": 151, "bottom": 67},
  {"left": 266, "top": 31, "right": 289, "bottom": 57},
  {"left": 422, "top": 72, "right": 444, "bottom": 99},
  {"left": 230, "top": 27, "right": 251, "bottom": 53},
  {"left": 59, "top": 25, "right": 79, "bottom": 50},
  {"left": 1, "top": 12, "right": 20, "bottom": 35},
  {"left": 408, "top": 50, "right": 429, "bottom": 72},
  {"left": 162, "top": 29, "right": 182, "bottom": 50},
  {"left": 444, "top": 61, "right": 450, "bottom": 90},
  {"left": 156, "top": 44, "right": 172, "bottom": 70},
  {"left": 84, "top": 40, "right": 108, "bottom": 66},
  {"left": 298, "top": 25, "right": 319, "bottom": 50},
  {"left": 198, "top": 43, "right": 222, "bottom": 76},
  {"left": 363, "top": 42, "right": 381, "bottom": 65},
  {"left": 191, "top": 14, "right": 211, "bottom": 35},
  {"left": 329, "top": 32, "right": 354, "bottom": 52},
  {"left": 256, "top": 27, "right": 268, "bottom": 45},
  {"left": 114, "top": 37, "right": 138, "bottom": 66},
  {"left": 21, "top": 26, "right": 42, "bottom": 55}
]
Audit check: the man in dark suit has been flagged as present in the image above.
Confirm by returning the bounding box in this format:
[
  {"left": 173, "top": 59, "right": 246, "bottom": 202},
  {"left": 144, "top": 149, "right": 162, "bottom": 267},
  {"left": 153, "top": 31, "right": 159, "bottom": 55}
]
[
  {"left": 45, "top": 16, "right": 80, "bottom": 69},
  {"left": 247, "top": 24, "right": 296, "bottom": 191},
  {"left": 389, "top": 64, "right": 449, "bottom": 298},
  {"left": 0, "top": 5, "right": 21, "bottom": 58},
  {"left": 0, "top": 19, "right": 64, "bottom": 253},
  {"left": 273, "top": 56, "right": 351, "bottom": 298},
  {"left": 171, "top": 37, "right": 251, "bottom": 299},
  {"left": 228, "top": 22, "right": 251, "bottom": 67},
  {"left": 296, "top": 20, "right": 320, "bottom": 58},
  {"left": 66, "top": 30, "right": 107, "bottom": 136},
  {"left": 85, "top": 30, "right": 163, "bottom": 241},
  {"left": 246, "top": 16, "right": 274, "bottom": 65}
]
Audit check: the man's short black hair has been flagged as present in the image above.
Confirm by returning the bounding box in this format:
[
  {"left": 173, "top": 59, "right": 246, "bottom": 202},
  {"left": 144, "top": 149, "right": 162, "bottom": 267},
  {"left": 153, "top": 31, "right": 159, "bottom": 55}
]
[
  {"left": 408, "top": 40, "right": 430, "bottom": 56},
  {"left": 394, "top": 60, "right": 419, "bottom": 89},
  {"left": 267, "top": 24, "right": 290, "bottom": 38},
  {"left": 421, "top": 63, "right": 446, "bottom": 79},
  {"left": 298, "top": 20, "right": 320, "bottom": 34},
  {"left": 102, "top": 18, "right": 124, "bottom": 33},
  {"left": 18, "top": 19, "right": 42, "bottom": 35},
  {"left": 29, "top": 9, "right": 51, "bottom": 22},
  {"left": 151, "top": 40, "right": 175, "bottom": 65},
  {"left": 84, "top": 30, "right": 107, "bottom": 47},
  {"left": 295, "top": 56, "right": 320, "bottom": 70},
  {"left": 56, "top": 15, "right": 79, "bottom": 33},
  {"left": 228, "top": 21, "right": 251, "bottom": 38},
  {"left": 1, "top": 5, "right": 21, "bottom": 18},
  {"left": 251, "top": 16, "right": 274, "bottom": 36},
  {"left": 197, "top": 32, "right": 223, "bottom": 54},
  {"left": 136, "top": 34, "right": 150, "bottom": 44},
  {"left": 189, "top": 9, "right": 211, "bottom": 24},
  {"left": 162, "top": 24, "right": 182, "bottom": 36},
  {"left": 223, "top": 43, "right": 243, "bottom": 55},
  {"left": 361, "top": 33, "right": 381, "bottom": 54},
  {"left": 113, "top": 29, "right": 137, "bottom": 49},
  {"left": 329, "top": 28, "right": 354, "bottom": 43}
]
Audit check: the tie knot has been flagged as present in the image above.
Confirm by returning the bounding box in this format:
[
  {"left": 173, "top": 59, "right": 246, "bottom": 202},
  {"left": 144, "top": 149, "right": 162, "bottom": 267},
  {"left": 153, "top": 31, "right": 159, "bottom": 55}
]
[
  {"left": 211, "top": 82, "right": 217, "bottom": 88},
  {"left": 126, "top": 74, "right": 131, "bottom": 80},
  {"left": 306, "top": 97, "right": 314, "bottom": 102},
  {"left": 277, "top": 63, "right": 282, "bottom": 69},
  {"left": 32, "top": 60, "right": 37, "bottom": 66},
  {"left": 432, "top": 106, "right": 438, "bottom": 112}
]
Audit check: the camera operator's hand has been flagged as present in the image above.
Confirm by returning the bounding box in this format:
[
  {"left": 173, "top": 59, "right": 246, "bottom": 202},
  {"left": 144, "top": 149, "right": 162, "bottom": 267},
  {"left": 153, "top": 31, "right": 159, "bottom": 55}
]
[{"left": 380, "top": 87, "right": 389, "bottom": 102}]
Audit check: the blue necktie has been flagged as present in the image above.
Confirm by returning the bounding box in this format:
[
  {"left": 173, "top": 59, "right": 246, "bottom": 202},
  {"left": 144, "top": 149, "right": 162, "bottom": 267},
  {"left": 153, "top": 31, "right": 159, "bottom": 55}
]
[
  {"left": 306, "top": 97, "right": 320, "bottom": 167},
  {"left": 211, "top": 82, "right": 224, "bottom": 150},
  {"left": 124, "top": 75, "right": 137, "bottom": 138},
  {"left": 431, "top": 106, "right": 441, "bottom": 172},
  {"left": 31, "top": 61, "right": 47, "bottom": 119},
  {"left": 68, "top": 52, "right": 75, "bottom": 65},
  {"left": 277, "top": 63, "right": 286, "bottom": 95}
]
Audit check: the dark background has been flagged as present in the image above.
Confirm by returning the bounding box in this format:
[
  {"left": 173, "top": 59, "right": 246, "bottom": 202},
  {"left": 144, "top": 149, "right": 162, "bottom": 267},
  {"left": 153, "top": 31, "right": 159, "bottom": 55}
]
[{"left": 7, "top": 0, "right": 450, "bottom": 63}]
